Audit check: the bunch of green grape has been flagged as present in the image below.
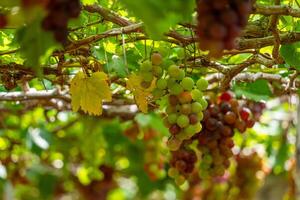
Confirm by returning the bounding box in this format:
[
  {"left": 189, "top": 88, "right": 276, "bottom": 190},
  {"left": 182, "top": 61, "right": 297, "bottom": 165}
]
[
  {"left": 139, "top": 52, "right": 164, "bottom": 88},
  {"left": 161, "top": 69, "right": 208, "bottom": 151}
]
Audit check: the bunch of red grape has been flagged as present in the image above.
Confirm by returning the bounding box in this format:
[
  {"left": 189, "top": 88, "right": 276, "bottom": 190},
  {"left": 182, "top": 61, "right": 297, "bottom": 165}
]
[
  {"left": 168, "top": 147, "right": 197, "bottom": 185},
  {"left": 196, "top": 0, "right": 253, "bottom": 57},
  {"left": 197, "top": 92, "right": 264, "bottom": 178},
  {"left": 41, "top": 0, "right": 81, "bottom": 44},
  {"left": 228, "top": 152, "right": 263, "bottom": 200}
]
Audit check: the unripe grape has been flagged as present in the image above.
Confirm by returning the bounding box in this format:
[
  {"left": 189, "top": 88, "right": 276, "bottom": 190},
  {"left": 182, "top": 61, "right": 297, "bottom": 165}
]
[
  {"left": 152, "top": 88, "right": 165, "bottom": 99},
  {"left": 180, "top": 77, "right": 194, "bottom": 91},
  {"left": 196, "top": 78, "right": 208, "bottom": 91},
  {"left": 199, "top": 98, "right": 208, "bottom": 109},
  {"left": 177, "top": 115, "right": 189, "bottom": 128},
  {"left": 176, "top": 69, "right": 185, "bottom": 81},
  {"left": 142, "top": 71, "right": 153, "bottom": 82},
  {"left": 176, "top": 48, "right": 185, "bottom": 60},
  {"left": 191, "top": 89, "right": 203, "bottom": 101},
  {"left": 158, "top": 46, "right": 168, "bottom": 57},
  {"left": 153, "top": 65, "right": 163, "bottom": 77},
  {"left": 197, "top": 112, "right": 204, "bottom": 121},
  {"left": 168, "top": 113, "right": 178, "bottom": 124},
  {"left": 184, "top": 125, "right": 196, "bottom": 137},
  {"left": 167, "top": 137, "right": 182, "bottom": 151},
  {"left": 169, "top": 83, "right": 184, "bottom": 95},
  {"left": 156, "top": 78, "right": 167, "bottom": 90},
  {"left": 168, "top": 65, "right": 181, "bottom": 78},
  {"left": 191, "top": 102, "right": 203, "bottom": 113},
  {"left": 193, "top": 122, "right": 202, "bottom": 133},
  {"left": 168, "top": 167, "right": 179, "bottom": 178},
  {"left": 167, "top": 78, "right": 176, "bottom": 89},
  {"left": 180, "top": 104, "right": 192, "bottom": 115},
  {"left": 175, "top": 175, "right": 186, "bottom": 185},
  {"left": 140, "top": 60, "right": 152, "bottom": 71}
]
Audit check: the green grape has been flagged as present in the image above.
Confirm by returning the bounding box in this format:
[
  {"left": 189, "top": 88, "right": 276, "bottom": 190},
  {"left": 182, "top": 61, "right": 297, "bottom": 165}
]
[
  {"left": 167, "top": 78, "right": 176, "bottom": 89},
  {"left": 180, "top": 77, "right": 194, "bottom": 91},
  {"left": 140, "top": 60, "right": 153, "bottom": 71},
  {"left": 193, "top": 122, "right": 202, "bottom": 132},
  {"left": 177, "top": 115, "right": 189, "bottom": 128},
  {"left": 175, "top": 175, "right": 186, "bottom": 186},
  {"left": 153, "top": 65, "right": 163, "bottom": 77},
  {"left": 197, "top": 112, "right": 204, "bottom": 121},
  {"left": 191, "top": 102, "right": 203, "bottom": 113},
  {"left": 183, "top": 125, "right": 196, "bottom": 137},
  {"left": 156, "top": 78, "right": 167, "bottom": 90},
  {"left": 196, "top": 78, "right": 208, "bottom": 91},
  {"left": 168, "top": 113, "right": 178, "bottom": 124},
  {"left": 141, "top": 71, "right": 153, "bottom": 82},
  {"left": 199, "top": 98, "right": 208, "bottom": 109},
  {"left": 200, "top": 162, "right": 210, "bottom": 170},
  {"left": 168, "top": 65, "right": 181, "bottom": 79},
  {"left": 168, "top": 167, "right": 179, "bottom": 178},
  {"left": 166, "top": 105, "right": 176, "bottom": 114},
  {"left": 169, "top": 83, "right": 183, "bottom": 95},
  {"left": 202, "top": 155, "right": 213, "bottom": 164},
  {"left": 191, "top": 89, "right": 203, "bottom": 101},
  {"left": 167, "top": 137, "right": 182, "bottom": 151},
  {"left": 180, "top": 104, "right": 192, "bottom": 115},
  {"left": 176, "top": 69, "right": 185, "bottom": 81},
  {"left": 152, "top": 88, "right": 165, "bottom": 99},
  {"left": 176, "top": 131, "right": 188, "bottom": 140},
  {"left": 199, "top": 170, "right": 209, "bottom": 179},
  {"left": 158, "top": 46, "right": 168, "bottom": 57},
  {"left": 161, "top": 58, "right": 174, "bottom": 69},
  {"left": 176, "top": 48, "right": 185, "bottom": 60}
]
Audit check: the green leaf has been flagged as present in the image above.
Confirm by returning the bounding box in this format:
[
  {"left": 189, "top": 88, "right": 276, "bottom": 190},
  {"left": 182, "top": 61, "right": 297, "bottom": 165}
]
[
  {"left": 15, "top": 13, "right": 59, "bottom": 75},
  {"left": 121, "top": 0, "right": 194, "bottom": 39},
  {"left": 135, "top": 113, "right": 168, "bottom": 136},
  {"left": 106, "top": 55, "right": 127, "bottom": 78},
  {"left": 280, "top": 42, "right": 300, "bottom": 70},
  {"left": 233, "top": 79, "right": 272, "bottom": 101}
]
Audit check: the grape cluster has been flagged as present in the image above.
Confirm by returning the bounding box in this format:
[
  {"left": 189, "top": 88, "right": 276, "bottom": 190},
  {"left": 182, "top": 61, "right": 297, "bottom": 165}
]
[
  {"left": 143, "top": 128, "right": 165, "bottom": 181},
  {"left": 168, "top": 147, "right": 197, "bottom": 185},
  {"left": 197, "top": 92, "right": 262, "bottom": 178},
  {"left": 139, "top": 52, "right": 164, "bottom": 89},
  {"left": 196, "top": 0, "right": 253, "bottom": 57},
  {"left": 162, "top": 71, "right": 208, "bottom": 151},
  {"left": 41, "top": 0, "right": 81, "bottom": 44},
  {"left": 228, "top": 152, "right": 263, "bottom": 200}
]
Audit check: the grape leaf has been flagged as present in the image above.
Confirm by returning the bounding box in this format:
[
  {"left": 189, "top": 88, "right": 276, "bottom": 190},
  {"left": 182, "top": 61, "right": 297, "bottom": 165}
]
[
  {"left": 15, "top": 12, "right": 59, "bottom": 75},
  {"left": 70, "top": 71, "right": 112, "bottom": 115},
  {"left": 280, "top": 42, "right": 300, "bottom": 70},
  {"left": 121, "top": 0, "right": 194, "bottom": 39},
  {"left": 233, "top": 79, "right": 272, "bottom": 101},
  {"left": 126, "top": 74, "right": 156, "bottom": 113}
]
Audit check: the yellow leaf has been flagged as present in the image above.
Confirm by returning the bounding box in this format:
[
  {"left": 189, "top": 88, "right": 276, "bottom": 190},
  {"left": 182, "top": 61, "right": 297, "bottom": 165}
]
[
  {"left": 126, "top": 74, "right": 156, "bottom": 113},
  {"left": 103, "top": 41, "right": 116, "bottom": 54},
  {"left": 70, "top": 71, "right": 112, "bottom": 116}
]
